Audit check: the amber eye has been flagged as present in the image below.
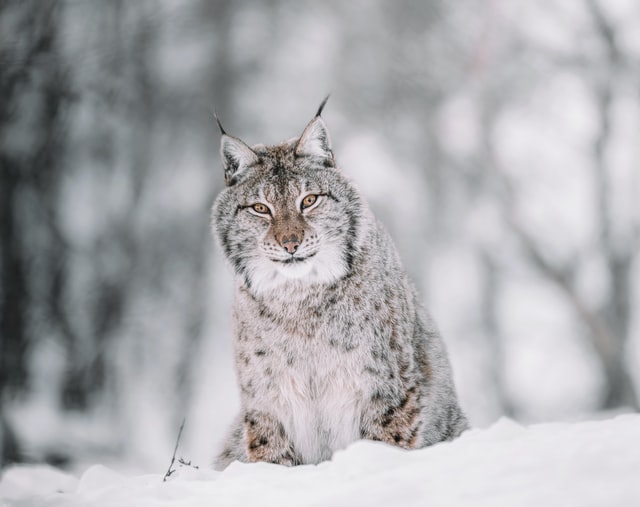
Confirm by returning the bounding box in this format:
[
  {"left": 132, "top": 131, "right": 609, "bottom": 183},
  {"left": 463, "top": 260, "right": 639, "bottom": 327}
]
[
  {"left": 301, "top": 194, "right": 318, "bottom": 210},
  {"left": 251, "top": 203, "right": 270, "bottom": 215}
]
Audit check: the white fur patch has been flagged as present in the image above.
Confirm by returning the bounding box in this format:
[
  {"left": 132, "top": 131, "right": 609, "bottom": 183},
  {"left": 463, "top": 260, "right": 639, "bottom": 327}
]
[
  {"left": 269, "top": 351, "right": 366, "bottom": 464},
  {"left": 248, "top": 241, "right": 347, "bottom": 295},
  {"left": 274, "top": 260, "right": 315, "bottom": 279}
]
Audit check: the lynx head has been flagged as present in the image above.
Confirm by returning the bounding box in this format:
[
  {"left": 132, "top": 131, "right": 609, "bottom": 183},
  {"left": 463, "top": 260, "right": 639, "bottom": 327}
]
[{"left": 212, "top": 98, "right": 363, "bottom": 295}]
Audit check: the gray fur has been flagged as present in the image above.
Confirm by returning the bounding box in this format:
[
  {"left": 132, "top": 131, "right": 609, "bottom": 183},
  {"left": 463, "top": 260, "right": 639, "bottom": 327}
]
[{"left": 212, "top": 103, "right": 467, "bottom": 469}]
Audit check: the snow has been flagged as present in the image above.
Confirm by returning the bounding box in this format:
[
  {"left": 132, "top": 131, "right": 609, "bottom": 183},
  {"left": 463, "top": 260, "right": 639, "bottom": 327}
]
[{"left": 2, "top": 414, "right": 639, "bottom": 507}]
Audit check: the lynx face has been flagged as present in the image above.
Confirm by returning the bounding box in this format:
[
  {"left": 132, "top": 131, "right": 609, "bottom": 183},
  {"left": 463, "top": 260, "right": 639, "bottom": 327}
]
[{"left": 213, "top": 105, "right": 362, "bottom": 295}]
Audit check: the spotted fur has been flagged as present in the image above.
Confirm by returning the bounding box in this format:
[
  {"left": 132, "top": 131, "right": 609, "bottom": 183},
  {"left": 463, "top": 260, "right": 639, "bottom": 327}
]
[{"left": 212, "top": 101, "right": 467, "bottom": 469}]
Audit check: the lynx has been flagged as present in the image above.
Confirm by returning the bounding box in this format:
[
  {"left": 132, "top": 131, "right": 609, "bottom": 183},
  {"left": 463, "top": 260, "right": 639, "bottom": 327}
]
[{"left": 212, "top": 98, "right": 467, "bottom": 469}]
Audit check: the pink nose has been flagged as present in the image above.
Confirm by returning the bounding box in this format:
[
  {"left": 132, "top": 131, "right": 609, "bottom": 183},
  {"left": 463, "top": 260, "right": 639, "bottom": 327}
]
[{"left": 281, "top": 235, "right": 300, "bottom": 254}]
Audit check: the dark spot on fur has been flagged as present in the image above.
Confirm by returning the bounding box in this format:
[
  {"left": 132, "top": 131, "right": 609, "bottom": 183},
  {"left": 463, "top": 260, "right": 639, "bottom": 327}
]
[
  {"left": 372, "top": 347, "right": 388, "bottom": 362},
  {"left": 389, "top": 327, "right": 400, "bottom": 351},
  {"left": 381, "top": 408, "right": 395, "bottom": 427},
  {"left": 393, "top": 433, "right": 402, "bottom": 443},
  {"left": 371, "top": 390, "right": 384, "bottom": 401},
  {"left": 255, "top": 349, "right": 267, "bottom": 357},
  {"left": 398, "top": 357, "right": 410, "bottom": 378},
  {"left": 397, "top": 395, "right": 409, "bottom": 412},
  {"left": 279, "top": 450, "right": 300, "bottom": 466},
  {"left": 343, "top": 341, "right": 357, "bottom": 352},
  {"left": 259, "top": 436, "right": 269, "bottom": 446},
  {"left": 364, "top": 365, "right": 380, "bottom": 375},
  {"left": 343, "top": 209, "right": 359, "bottom": 273},
  {"left": 408, "top": 426, "right": 420, "bottom": 446},
  {"left": 265, "top": 367, "right": 273, "bottom": 376}
]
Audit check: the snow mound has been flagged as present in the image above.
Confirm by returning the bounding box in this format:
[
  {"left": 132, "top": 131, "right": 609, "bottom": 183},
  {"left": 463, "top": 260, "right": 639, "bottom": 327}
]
[{"left": 2, "top": 415, "right": 639, "bottom": 507}]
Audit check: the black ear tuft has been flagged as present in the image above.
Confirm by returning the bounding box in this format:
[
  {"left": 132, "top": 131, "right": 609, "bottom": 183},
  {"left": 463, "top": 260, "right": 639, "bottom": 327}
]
[
  {"left": 214, "top": 111, "right": 227, "bottom": 136},
  {"left": 315, "top": 94, "right": 330, "bottom": 118}
]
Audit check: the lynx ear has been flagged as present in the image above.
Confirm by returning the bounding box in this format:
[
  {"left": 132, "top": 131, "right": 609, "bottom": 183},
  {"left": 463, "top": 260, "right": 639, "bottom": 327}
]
[
  {"left": 215, "top": 112, "right": 259, "bottom": 186},
  {"left": 220, "top": 134, "right": 259, "bottom": 186},
  {"left": 295, "top": 97, "right": 333, "bottom": 162}
]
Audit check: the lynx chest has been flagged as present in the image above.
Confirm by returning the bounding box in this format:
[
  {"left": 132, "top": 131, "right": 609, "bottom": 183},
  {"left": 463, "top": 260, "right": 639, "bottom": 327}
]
[{"left": 234, "top": 293, "right": 372, "bottom": 464}]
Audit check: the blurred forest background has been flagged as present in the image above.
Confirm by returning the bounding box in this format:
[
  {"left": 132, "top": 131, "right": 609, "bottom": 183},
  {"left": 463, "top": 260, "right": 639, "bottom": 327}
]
[{"left": 1, "top": 0, "right": 639, "bottom": 472}]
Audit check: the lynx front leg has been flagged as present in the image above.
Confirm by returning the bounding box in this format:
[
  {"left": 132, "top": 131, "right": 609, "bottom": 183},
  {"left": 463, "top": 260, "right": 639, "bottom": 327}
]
[
  {"left": 360, "top": 385, "right": 423, "bottom": 449},
  {"left": 243, "top": 410, "right": 299, "bottom": 466}
]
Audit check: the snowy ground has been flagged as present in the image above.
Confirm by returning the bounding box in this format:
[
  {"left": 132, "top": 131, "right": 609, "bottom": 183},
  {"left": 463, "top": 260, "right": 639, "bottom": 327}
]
[{"left": 1, "top": 414, "right": 639, "bottom": 507}]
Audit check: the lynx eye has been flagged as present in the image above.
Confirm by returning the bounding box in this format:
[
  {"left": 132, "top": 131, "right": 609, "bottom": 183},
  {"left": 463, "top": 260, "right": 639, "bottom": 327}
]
[
  {"left": 251, "top": 203, "right": 270, "bottom": 215},
  {"left": 301, "top": 194, "right": 318, "bottom": 210}
]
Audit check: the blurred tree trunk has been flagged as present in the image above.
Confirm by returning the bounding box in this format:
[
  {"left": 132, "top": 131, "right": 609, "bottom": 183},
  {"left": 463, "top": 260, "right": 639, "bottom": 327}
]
[
  {"left": 60, "top": 0, "right": 136, "bottom": 411},
  {"left": 0, "top": 0, "right": 71, "bottom": 465},
  {"left": 485, "top": 119, "right": 639, "bottom": 412},
  {"left": 173, "top": 0, "right": 236, "bottom": 419},
  {"left": 585, "top": 0, "right": 638, "bottom": 410},
  {"left": 474, "top": 0, "right": 638, "bottom": 414}
]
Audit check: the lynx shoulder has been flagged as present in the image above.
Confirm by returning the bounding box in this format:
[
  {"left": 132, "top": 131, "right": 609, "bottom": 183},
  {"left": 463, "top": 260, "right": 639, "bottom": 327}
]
[{"left": 212, "top": 98, "right": 467, "bottom": 469}]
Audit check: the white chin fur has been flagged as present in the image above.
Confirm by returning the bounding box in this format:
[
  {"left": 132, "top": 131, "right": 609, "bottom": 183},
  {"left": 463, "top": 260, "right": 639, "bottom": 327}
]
[
  {"left": 275, "top": 260, "right": 315, "bottom": 279},
  {"left": 247, "top": 245, "right": 347, "bottom": 295}
]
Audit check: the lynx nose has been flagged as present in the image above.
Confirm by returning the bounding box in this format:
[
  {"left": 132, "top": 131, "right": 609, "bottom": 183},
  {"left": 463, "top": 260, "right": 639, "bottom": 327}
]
[{"left": 281, "top": 234, "right": 300, "bottom": 254}]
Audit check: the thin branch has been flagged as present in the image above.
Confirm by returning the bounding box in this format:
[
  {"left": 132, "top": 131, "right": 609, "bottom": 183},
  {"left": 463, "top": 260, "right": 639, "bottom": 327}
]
[
  {"left": 178, "top": 457, "right": 199, "bottom": 469},
  {"left": 163, "top": 418, "right": 186, "bottom": 482}
]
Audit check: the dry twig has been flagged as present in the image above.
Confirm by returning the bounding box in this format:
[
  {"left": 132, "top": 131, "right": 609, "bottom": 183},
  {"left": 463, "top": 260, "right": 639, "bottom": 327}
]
[{"left": 163, "top": 418, "right": 186, "bottom": 482}]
